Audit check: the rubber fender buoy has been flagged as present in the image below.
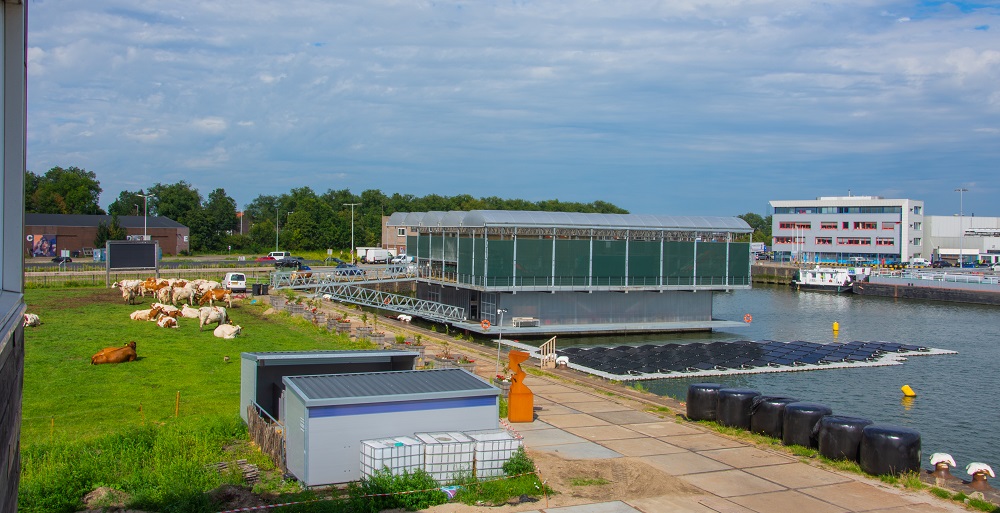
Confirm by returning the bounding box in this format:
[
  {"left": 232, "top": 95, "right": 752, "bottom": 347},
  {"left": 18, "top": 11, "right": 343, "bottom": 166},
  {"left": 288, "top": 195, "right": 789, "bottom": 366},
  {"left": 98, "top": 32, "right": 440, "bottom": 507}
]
[
  {"left": 716, "top": 388, "right": 761, "bottom": 430},
  {"left": 782, "top": 402, "right": 833, "bottom": 448},
  {"left": 901, "top": 384, "right": 916, "bottom": 397},
  {"left": 815, "top": 415, "right": 874, "bottom": 462},
  {"left": 859, "top": 424, "right": 921, "bottom": 476},
  {"left": 686, "top": 383, "right": 722, "bottom": 421},
  {"left": 750, "top": 396, "right": 799, "bottom": 438}
]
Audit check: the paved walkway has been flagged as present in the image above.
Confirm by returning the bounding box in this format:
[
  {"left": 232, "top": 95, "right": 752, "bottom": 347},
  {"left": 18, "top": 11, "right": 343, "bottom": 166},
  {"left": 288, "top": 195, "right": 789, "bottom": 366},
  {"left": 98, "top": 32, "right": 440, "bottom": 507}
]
[{"left": 504, "top": 374, "right": 968, "bottom": 513}]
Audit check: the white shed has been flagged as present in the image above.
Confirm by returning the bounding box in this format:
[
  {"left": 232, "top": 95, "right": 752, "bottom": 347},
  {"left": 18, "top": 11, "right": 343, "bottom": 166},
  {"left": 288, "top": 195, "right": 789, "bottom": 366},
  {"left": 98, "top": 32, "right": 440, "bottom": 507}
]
[{"left": 283, "top": 368, "right": 500, "bottom": 486}]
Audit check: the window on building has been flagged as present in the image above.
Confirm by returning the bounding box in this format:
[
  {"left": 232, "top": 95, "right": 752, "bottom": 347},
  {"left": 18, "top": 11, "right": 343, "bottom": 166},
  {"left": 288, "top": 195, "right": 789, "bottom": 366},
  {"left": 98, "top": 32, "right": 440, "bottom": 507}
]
[
  {"left": 821, "top": 222, "right": 837, "bottom": 230},
  {"left": 837, "top": 237, "right": 872, "bottom": 246},
  {"left": 912, "top": 222, "right": 921, "bottom": 230},
  {"left": 913, "top": 238, "right": 921, "bottom": 246},
  {"left": 882, "top": 222, "right": 897, "bottom": 230},
  {"left": 397, "top": 228, "right": 406, "bottom": 237},
  {"left": 778, "top": 222, "right": 811, "bottom": 230},
  {"left": 913, "top": 206, "right": 922, "bottom": 215},
  {"left": 876, "top": 238, "right": 895, "bottom": 246},
  {"left": 815, "top": 237, "right": 833, "bottom": 245},
  {"left": 853, "top": 222, "right": 876, "bottom": 230},
  {"left": 842, "top": 222, "right": 849, "bottom": 229},
  {"left": 773, "top": 236, "right": 804, "bottom": 244}
]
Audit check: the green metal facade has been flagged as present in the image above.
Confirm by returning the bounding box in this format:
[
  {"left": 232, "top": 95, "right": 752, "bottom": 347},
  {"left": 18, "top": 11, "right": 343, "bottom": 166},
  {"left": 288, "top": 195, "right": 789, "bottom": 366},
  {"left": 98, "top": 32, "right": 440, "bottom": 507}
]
[{"left": 412, "top": 233, "right": 750, "bottom": 289}]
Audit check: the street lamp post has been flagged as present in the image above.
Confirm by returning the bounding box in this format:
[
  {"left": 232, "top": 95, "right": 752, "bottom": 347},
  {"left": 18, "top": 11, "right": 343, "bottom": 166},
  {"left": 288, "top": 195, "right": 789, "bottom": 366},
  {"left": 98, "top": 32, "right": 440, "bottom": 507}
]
[
  {"left": 956, "top": 188, "right": 968, "bottom": 268},
  {"left": 274, "top": 206, "right": 279, "bottom": 251},
  {"left": 136, "top": 193, "right": 155, "bottom": 239},
  {"left": 495, "top": 308, "right": 508, "bottom": 376},
  {"left": 344, "top": 203, "right": 361, "bottom": 263}
]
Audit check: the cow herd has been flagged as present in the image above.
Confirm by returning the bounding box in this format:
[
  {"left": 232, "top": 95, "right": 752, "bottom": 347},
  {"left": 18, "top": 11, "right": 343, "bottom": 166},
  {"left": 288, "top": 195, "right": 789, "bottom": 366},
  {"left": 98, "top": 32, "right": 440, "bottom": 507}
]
[{"left": 90, "top": 277, "right": 247, "bottom": 365}]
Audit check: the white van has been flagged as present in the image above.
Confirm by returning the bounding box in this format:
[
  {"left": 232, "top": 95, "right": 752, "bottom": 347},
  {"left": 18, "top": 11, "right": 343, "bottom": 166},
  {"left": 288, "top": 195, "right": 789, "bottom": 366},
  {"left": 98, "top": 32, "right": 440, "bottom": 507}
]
[
  {"left": 364, "top": 249, "right": 393, "bottom": 264},
  {"left": 909, "top": 258, "right": 930, "bottom": 267},
  {"left": 222, "top": 272, "right": 247, "bottom": 292}
]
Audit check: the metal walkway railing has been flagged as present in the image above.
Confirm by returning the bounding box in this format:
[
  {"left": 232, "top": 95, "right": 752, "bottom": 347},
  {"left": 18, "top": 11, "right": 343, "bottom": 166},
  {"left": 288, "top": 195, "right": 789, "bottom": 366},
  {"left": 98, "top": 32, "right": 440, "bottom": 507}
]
[{"left": 269, "top": 269, "right": 465, "bottom": 323}]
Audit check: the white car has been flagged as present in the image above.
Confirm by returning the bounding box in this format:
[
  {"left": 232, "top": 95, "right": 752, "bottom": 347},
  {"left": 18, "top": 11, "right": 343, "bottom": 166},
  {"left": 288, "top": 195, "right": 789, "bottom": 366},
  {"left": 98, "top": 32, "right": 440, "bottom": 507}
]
[{"left": 391, "top": 253, "right": 413, "bottom": 264}]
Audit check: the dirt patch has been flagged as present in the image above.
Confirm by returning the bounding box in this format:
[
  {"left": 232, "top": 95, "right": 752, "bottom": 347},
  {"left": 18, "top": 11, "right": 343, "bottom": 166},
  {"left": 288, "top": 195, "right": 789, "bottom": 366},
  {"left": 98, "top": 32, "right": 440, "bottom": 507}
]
[
  {"left": 29, "top": 287, "right": 121, "bottom": 312},
  {"left": 424, "top": 449, "right": 701, "bottom": 512},
  {"left": 207, "top": 484, "right": 266, "bottom": 511}
]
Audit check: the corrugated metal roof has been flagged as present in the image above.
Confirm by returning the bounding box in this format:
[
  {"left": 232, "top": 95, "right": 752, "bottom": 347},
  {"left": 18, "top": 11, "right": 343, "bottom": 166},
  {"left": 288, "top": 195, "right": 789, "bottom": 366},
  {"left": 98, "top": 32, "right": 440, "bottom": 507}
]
[
  {"left": 284, "top": 368, "right": 497, "bottom": 407},
  {"left": 242, "top": 349, "right": 419, "bottom": 365},
  {"left": 26, "top": 213, "right": 187, "bottom": 229},
  {"left": 387, "top": 210, "right": 750, "bottom": 232}
]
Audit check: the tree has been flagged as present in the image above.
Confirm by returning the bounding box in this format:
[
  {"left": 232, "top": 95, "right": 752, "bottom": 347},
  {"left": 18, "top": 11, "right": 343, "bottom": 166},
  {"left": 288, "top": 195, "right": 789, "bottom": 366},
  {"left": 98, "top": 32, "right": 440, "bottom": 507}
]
[
  {"left": 94, "top": 214, "right": 128, "bottom": 247},
  {"left": 199, "top": 188, "right": 238, "bottom": 251},
  {"left": 106, "top": 189, "right": 145, "bottom": 217},
  {"left": 25, "top": 166, "right": 105, "bottom": 215},
  {"left": 738, "top": 212, "right": 772, "bottom": 243}
]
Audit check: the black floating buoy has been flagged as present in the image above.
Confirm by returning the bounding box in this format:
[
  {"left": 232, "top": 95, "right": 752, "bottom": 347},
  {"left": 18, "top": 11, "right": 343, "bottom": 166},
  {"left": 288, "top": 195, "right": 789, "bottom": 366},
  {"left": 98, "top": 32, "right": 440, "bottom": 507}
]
[
  {"left": 716, "top": 388, "right": 761, "bottom": 430},
  {"left": 859, "top": 424, "right": 921, "bottom": 476},
  {"left": 750, "top": 396, "right": 798, "bottom": 439},
  {"left": 815, "top": 415, "right": 874, "bottom": 462},
  {"left": 782, "top": 402, "right": 833, "bottom": 448},
  {"left": 686, "top": 383, "right": 722, "bottom": 421}
]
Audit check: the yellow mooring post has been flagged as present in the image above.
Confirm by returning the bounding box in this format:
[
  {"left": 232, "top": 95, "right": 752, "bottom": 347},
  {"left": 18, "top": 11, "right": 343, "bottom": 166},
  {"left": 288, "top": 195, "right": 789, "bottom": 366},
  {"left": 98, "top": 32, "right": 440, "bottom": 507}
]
[
  {"left": 901, "top": 384, "right": 917, "bottom": 397},
  {"left": 832, "top": 321, "right": 840, "bottom": 332}
]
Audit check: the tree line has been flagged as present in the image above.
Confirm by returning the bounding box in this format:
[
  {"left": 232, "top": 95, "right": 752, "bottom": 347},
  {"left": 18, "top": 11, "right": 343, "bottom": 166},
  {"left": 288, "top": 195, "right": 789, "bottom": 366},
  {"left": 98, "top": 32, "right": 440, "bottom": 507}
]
[{"left": 25, "top": 166, "right": 631, "bottom": 253}]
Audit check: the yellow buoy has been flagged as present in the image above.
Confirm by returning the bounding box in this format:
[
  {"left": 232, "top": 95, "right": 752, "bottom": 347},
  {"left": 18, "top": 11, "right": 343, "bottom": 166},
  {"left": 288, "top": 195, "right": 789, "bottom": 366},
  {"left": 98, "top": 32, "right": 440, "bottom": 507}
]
[
  {"left": 832, "top": 321, "right": 840, "bottom": 331},
  {"left": 901, "top": 384, "right": 916, "bottom": 397}
]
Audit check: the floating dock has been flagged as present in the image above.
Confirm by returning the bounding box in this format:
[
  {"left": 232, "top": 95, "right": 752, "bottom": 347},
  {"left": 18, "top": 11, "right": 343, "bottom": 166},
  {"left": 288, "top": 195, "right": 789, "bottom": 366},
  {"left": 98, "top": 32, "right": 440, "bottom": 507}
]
[{"left": 506, "top": 340, "right": 956, "bottom": 381}]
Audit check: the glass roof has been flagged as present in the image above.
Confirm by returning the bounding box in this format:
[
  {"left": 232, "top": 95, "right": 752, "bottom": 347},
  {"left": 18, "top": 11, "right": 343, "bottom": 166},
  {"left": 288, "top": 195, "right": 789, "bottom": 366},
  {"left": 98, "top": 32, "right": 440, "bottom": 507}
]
[{"left": 387, "top": 210, "right": 750, "bottom": 232}]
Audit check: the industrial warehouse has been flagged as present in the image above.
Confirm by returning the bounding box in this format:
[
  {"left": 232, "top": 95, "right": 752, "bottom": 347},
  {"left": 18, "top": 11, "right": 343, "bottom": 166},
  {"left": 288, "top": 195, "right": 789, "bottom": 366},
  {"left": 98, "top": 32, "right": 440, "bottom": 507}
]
[{"left": 386, "top": 210, "right": 753, "bottom": 335}]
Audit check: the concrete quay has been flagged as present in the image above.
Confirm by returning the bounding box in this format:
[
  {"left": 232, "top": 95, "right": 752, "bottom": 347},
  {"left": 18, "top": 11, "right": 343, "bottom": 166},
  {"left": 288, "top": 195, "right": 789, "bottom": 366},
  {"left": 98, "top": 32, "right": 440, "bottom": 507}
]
[{"left": 452, "top": 371, "right": 971, "bottom": 513}]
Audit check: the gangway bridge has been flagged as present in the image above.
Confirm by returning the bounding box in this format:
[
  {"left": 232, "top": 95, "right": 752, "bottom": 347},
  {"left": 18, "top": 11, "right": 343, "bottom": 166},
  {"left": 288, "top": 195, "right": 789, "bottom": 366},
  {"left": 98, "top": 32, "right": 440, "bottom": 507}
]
[{"left": 269, "top": 268, "right": 465, "bottom": 324}]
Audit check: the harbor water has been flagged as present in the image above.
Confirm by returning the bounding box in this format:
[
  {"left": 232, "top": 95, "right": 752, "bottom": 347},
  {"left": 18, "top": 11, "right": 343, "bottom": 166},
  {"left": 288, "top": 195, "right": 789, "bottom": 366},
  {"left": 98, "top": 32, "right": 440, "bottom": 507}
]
[{"left": 560, "top": 284, "right": 1000, "bottom": 472}]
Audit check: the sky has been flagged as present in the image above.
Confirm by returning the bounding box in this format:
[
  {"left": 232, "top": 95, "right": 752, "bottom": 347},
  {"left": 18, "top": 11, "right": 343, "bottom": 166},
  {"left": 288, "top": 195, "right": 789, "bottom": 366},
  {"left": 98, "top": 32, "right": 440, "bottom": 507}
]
[{"left": 26, "top": 1, "right": 1000, "bottom": 218}]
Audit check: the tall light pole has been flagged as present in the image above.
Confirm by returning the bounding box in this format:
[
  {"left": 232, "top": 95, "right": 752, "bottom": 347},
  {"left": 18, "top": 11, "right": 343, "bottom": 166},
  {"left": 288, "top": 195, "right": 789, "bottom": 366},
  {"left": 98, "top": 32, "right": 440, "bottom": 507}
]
[
  {"left": 956, "top": 188, "right": 968, "bottom": 268},
  {"left": 495, "top": 308, "right": 508, "bottom": 376},
  {"left": 136, "top": 193, "right": 155, "bottom": 239},
  {"left": 274, "top": 206, "right": 279, "bottom": 251},
  {"left": 344, "top": 202, "right": 361, "bottom": 263}
]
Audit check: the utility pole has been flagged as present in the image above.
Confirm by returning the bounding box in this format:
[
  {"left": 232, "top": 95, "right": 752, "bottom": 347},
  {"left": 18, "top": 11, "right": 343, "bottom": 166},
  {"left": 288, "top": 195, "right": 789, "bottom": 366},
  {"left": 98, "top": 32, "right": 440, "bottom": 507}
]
[
  {"left": 344, "top": 202, "right": 361, "bottom": 263},
  {"left": 136, "top": 193, "right": 155, "bottom": 239},
  {"left": 956, "top": 188, "right": 968, "bottom": 268}
]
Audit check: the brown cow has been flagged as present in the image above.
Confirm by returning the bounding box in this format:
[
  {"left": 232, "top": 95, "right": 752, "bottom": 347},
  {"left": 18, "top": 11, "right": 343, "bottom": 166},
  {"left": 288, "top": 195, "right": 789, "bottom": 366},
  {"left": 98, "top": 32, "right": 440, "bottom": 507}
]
[
  {"left": 91, "top": 341, "right": 138, "bottom": 365},
  {"left": 198, "top": 289, "right": 233, "bottom": 308}
]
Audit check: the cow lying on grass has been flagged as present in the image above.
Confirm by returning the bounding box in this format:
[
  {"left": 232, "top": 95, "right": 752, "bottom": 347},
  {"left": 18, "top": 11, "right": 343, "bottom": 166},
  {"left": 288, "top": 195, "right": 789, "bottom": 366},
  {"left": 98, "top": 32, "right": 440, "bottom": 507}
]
[
  {"left": 213, "top": 324, "right": 241, "bottom": 339},
  {"left": 23, "top": 313, "right": 40, "bottom": 327},
  {"left": 91, "top": 341, "right": 137, "bottom": 365}
]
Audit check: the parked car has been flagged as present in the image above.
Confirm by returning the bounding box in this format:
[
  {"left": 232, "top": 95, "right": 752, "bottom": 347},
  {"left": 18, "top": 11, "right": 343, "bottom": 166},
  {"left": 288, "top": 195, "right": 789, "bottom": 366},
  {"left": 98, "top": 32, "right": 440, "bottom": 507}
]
[
  {"left": 931, "top": 260, "right": 953, "bottom": 268},
  {"left": 51, "top": 256, "right": 72, "bottom": 264},
  {"left": 390, "top": 253, "right": 412, "bottom": 264},
  {"left": 222, "top": 272, "right": 247, "bottom": 292},
  {"left": 333, "top": 263, "right": 364, "bottom": 276},
  {"left": 255, "top": 255, "right": 275, "bottom": 262},
  {"left": 383, "top": 264, "right": 416, "bottom": 277},
  {"left": 275, "top": 259, "right": 306, "bottom": 269}
]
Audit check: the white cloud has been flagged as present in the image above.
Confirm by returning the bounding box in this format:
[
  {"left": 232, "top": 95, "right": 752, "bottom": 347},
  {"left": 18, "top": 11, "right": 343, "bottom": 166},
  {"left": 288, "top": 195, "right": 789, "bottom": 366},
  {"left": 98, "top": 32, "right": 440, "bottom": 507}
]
[{"left": 193, "top": 117, "right": 228, "bottom": 133}]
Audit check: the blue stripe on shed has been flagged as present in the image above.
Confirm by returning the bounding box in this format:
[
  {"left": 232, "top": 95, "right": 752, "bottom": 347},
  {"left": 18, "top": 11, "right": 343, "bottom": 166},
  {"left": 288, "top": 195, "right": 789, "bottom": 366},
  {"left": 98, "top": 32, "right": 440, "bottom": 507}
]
[{"left": 310, "top": 396, "right": 494, "bottom": 418}]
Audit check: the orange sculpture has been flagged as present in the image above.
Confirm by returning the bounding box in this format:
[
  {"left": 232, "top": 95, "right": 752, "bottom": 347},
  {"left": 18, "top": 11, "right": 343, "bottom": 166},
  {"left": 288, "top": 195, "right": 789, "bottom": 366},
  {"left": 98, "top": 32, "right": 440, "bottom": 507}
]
[{"left": 507, "top": 350, "right": 534, "bottom": 422}]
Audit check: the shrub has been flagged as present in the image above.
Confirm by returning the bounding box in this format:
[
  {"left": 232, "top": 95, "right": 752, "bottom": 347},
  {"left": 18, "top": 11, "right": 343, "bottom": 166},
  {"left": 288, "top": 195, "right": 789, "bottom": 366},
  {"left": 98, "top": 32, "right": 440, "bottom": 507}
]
[{"left": 346, "top": 468, "right": 447, "bottom": 512}]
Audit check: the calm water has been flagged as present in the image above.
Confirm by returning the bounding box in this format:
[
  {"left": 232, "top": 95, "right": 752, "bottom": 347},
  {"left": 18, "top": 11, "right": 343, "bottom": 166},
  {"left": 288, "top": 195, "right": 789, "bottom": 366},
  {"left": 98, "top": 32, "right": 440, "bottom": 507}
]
[{"left": 558, "top": 285, "right": 1000, "bottom": 471}]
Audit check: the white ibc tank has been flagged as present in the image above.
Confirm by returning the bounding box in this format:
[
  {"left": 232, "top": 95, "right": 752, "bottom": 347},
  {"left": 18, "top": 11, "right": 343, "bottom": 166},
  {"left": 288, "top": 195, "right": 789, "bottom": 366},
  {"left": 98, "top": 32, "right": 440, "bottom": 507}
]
[
  {"left": 359, "top": 436, "right": 424, "bottom": 478},
  {"left": 414, "top": 431, "right": 475, "bottom": 484},
  {"left": 466, "top": 429, "right": 523, "bottom": 478}
]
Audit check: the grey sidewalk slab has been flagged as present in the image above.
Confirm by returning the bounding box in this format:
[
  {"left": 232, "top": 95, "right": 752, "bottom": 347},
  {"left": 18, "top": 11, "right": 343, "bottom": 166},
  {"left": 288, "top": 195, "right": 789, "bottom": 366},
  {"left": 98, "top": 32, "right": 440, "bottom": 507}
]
[
  {"left": 534, "top": 441, "right": 622, "bottom": 460},
  {"left": 508, "top": 420, "right": 555, "bottom": 432},
  {"left": 556, "top": 400, "right": 633, "bottom": 414},
  {"left": 679, "top": 469, "right": 786, "bottom": 498},
  {"left": 664, "top": 433, "right": 747, "bottom": 451},
  {"left": 625, "top": 494, "right": 724, "bottom": 513},
  {"left": 519, "top": 427, "right": 591, "bottom": 447},
  {"left": 698, "top": 446, "right": 796, "bottom": 468},
  {"left": 589, "top": 409, "right": 663, "bottom": 425},
  {"left": 533, "top": 403, "right": 581, "bottom": 416},
  {"left": 598, "top": 437, "right": 688, "bottom": 457},
  {"left": 544, "top": 391, "right": 605, "bottom": 403},
  {"left": 728, "top": 490, "right": 848, "bottom": 513},
  {"left": 623, "top": 421, "right": 702, "bottom": 437},
  {"left": 744, "top": 462, "right": 853, "bottom": 489},
  {"left": 639, "top": 451, "right": 732, "bottom": 475},
  {"left": 565, "top": 425, "right": 642, "bottom": 441},
  {"left": 799, "top": 481, "right": 923, "bottom": 511},
  {"left": 542, "top": 413, "right": 612, "bottom": 429},
  {"left": 543, "top": 500, "right": 640, "bottom": 513}
]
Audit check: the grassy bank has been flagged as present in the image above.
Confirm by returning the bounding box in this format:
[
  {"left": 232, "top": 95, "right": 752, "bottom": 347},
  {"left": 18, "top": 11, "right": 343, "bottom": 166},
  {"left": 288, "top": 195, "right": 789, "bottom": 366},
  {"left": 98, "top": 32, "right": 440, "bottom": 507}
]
[{"left": 19, "top": 286, "right": 370, "bottom": 512}]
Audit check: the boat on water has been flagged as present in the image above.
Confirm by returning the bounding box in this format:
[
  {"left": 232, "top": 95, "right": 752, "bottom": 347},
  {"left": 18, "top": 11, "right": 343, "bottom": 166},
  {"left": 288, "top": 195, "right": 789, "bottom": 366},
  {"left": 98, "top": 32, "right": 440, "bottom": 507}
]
[{"left": 792, "top": 266, "right": 857, "bottom": 293}]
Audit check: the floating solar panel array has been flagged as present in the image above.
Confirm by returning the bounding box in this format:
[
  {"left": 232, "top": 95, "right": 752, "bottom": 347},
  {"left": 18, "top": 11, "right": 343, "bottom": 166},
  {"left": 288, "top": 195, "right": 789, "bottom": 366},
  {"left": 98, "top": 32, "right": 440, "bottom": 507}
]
[{"left": 555, "top": 340, "right": 956, "bottom": 381}]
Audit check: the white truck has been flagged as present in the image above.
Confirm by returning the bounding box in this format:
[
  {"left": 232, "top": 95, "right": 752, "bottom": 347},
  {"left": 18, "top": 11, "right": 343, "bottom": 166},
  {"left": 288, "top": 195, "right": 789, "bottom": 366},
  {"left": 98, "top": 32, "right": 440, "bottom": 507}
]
[{"left": 364, "top": 248, "right": 394, "bottom": 264}]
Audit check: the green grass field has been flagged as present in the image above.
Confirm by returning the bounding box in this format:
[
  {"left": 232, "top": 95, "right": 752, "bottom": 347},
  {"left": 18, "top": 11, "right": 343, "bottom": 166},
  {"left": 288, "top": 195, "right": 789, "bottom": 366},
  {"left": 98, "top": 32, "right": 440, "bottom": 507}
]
[{"left": 19, "top": 286, "right": 371, "bottom": 512}]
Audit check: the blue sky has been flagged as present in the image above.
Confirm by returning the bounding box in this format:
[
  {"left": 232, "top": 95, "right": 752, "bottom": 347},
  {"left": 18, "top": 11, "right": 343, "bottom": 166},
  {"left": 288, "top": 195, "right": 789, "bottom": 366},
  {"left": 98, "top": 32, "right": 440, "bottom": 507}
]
[{"left": 26, "top": 1, "right": 1000, "bottom": 217}]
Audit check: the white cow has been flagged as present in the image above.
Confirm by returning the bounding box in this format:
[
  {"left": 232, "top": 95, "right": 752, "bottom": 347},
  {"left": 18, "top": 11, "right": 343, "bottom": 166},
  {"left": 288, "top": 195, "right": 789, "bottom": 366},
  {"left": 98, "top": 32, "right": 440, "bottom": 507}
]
[
  {"left": 156, "top": 316, "right": 178, "bottom": 328},
  {"left": 198, "top": 306, "right": 228, "bottom": 331},
  {"left": 213, "top": 324, "right": 241, "bottom": 339},
  {"left": 180, "top": 304, "right": 201, "bottom": 319},
  {"left": 22, "top": 313, "right": 40, "bottom": 327}
]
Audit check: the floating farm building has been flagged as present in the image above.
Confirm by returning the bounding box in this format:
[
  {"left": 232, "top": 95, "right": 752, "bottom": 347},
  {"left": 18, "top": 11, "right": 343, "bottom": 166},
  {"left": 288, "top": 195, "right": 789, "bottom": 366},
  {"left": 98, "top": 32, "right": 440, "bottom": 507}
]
[{"left": 386, "top": 210, "right": 753, "bottom": 335}]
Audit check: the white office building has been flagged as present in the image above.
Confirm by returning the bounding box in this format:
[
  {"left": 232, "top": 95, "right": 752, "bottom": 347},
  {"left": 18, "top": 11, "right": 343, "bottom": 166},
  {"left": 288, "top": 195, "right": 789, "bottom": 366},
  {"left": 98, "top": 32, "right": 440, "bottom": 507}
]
[
  {"left": 770, "top": 196, "right": 924, "bottom": 264},
  {"left": 925, "top": 215, "right": 1000, "bottom": 266}
]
